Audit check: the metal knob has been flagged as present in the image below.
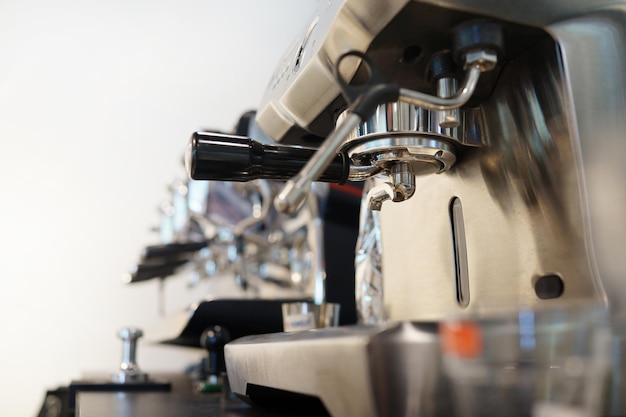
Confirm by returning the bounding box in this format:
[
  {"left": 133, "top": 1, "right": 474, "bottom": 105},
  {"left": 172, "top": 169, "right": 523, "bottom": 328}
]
[{"left": 113, "top": 327, "right": 148, "bottom": 383}]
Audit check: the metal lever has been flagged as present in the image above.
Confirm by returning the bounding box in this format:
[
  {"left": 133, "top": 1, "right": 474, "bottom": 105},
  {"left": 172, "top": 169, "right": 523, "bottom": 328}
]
[
  {"left": 274, "top": 113, "right": 363, "bottom": 213},
  {"left": 274, "top": 50, "right": 401, "bottom": 213}
]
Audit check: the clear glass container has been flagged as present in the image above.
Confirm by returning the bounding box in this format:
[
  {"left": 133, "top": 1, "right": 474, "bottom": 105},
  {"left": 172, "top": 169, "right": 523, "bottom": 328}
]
[{"left": 439, "top": 303, "right": 612, "bottom": 417}]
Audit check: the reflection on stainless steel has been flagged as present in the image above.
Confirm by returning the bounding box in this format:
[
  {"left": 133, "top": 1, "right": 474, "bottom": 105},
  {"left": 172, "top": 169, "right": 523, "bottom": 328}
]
[
  {"left": 281, "top": 301, "right": 340, "bottom": 332},
  {"left": 355, "top": 179, "right": 384, "bottom": 324},
  {"left": 306, "top": 183, "right": 327, "bottom": 305},
  {"left": 368, "top": 322, "right": 453, "bottom": 417},
  {"left": 130, "top": 175, "right": 329, "bottom": 304},
  {"left": 366, "top": 182, "right": 396, "bottom": 211},
  {"left": 231, "top": 180, "right": 272, "bottom": 291},
  {"left": 551, "top": 12, "right": 626, "bottom": 323},
  {"left": 345, "top": 100, "right": 485, "bottom": 148},
  {"left": 437, "top": 77, "right": 460, "bottom": 128}
]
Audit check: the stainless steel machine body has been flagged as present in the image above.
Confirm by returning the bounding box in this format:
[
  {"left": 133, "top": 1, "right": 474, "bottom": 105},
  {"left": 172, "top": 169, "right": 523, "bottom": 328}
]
[
  {"left": 380, "top": 39, "right": 603, "bottom": 318},
  {"left": 258, "top": 0, "right": 626, "bottom": 320},
  {"left": 216, "top": 0, "right": 626, "bottom": 415}
]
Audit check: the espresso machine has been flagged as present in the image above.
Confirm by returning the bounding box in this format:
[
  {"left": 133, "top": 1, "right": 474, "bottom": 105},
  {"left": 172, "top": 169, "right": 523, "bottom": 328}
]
[{"left": 182, "top": 0, "right": 626, "bottom": 416}]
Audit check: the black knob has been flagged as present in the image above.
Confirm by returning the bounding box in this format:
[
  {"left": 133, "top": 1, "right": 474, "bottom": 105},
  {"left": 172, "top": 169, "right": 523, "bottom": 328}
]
[
  {"left": 453, "top": 20, "right": 505, "bottom": 65},
  {"left": 427, "top": 50, "right": 461, "bottom": 83},
  {"left": 200, "top": 325, "right": 231, "bottom": 377},
  {"left": 185, "top": 132, "right": 349, "bottom": 183}
]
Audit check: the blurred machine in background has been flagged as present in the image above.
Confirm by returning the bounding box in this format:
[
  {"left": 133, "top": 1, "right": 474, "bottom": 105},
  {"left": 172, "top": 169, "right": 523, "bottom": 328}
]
[
  {"left": 37, "top": 112, "right": 361, "bottom": 417},
  {"left": 123, "top": 112, "right": 360, "bottom": 345}
]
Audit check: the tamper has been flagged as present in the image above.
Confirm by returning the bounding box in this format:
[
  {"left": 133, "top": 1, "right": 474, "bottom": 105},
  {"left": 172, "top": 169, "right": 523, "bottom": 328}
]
[
  {"left": 64, "top": 327, "right": 170, "bottom": 414},
  {"left": 113, "top": 327, "right": 148, "bottom": 383}
]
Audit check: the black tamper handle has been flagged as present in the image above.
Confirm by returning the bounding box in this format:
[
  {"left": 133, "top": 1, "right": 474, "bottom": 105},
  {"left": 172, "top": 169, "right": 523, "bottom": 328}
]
[{"left": 186, "top": 132, "right": 350, "bottom": 183}]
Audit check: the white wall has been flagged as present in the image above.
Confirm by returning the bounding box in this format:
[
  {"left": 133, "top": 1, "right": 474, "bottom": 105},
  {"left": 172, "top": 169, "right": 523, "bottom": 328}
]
[{"left": 0, "top": 1, "right": 316, "bottom": 415}]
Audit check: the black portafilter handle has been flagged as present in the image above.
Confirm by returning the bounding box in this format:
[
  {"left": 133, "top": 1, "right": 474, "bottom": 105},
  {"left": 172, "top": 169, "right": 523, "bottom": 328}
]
[{"left": 185, "top": 132, "right": 350, "bottom": 183}]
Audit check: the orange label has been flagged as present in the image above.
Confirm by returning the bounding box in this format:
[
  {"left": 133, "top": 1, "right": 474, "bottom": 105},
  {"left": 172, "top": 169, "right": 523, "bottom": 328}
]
[{"left": 439, "top": 321, "right": 482, "bottom": 358}]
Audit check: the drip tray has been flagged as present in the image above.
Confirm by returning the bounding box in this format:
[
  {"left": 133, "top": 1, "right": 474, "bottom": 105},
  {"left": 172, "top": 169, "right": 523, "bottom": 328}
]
[{"left": 225, "top": 322, "right": 452, "bottom": 417}]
